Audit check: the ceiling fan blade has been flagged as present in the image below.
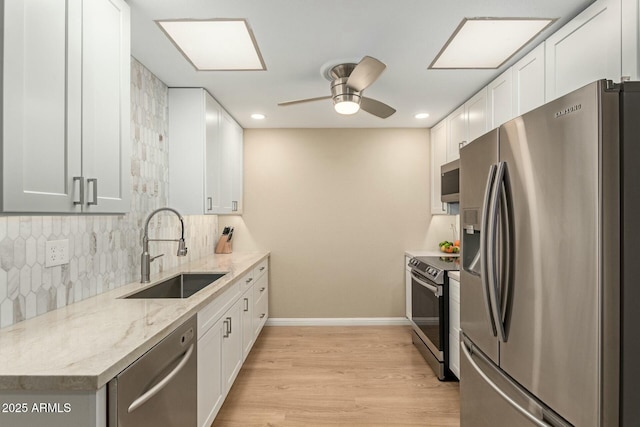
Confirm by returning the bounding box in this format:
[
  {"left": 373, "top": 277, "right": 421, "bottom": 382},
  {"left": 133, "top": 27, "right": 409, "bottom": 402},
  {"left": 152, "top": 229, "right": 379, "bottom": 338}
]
[
  {"left": 361, "top": 97, "right": 396, "bottom": 119},
  {"left": 346, "top": 56, "right": 386, "bottom": 92},
  {"left": 278, "top": 96, "right": 331, "bottom": 106}
]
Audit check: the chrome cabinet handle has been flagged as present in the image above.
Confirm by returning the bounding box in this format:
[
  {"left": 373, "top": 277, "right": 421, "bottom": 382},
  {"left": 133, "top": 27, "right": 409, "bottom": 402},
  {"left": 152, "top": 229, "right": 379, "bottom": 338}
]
[
  {"left": 461, "top": 340, "right": 553, "bottom": 427},
  {"left": 87, "top": 178, "right": 98, "bottom": 205},
  {"left": 245, "top": 277, "right": 253, "bottom": 284},
  {"left": 459, "top": 140, "right": 467, "bottom": 149},
  {"left": 73, "top": 177, "right": 85, "bottom": 205},
  {"left": 232, "top": 200, "right": 238, "bottom": 211},
  {"left": 259, "top": 313, "right": 265, "bottom": 319},
  {"left": 260, "top": 287, "right": 266, "bottom": 292},
  {"left": 127, "top": 344, "right": 194, "bottom": 413},
  {"left": 227, "top": 316, "right": 232, "bottom": 334},
  {"left": 259, "top": 266, "right": 265, "bottom": 272},
  {"left": 244, "top": 298, "right": 249, "bottom": 312},
  {"left": 223, "top": 319, "right": 230, "bottom": 338},
  {"left": 207, "top": 197, "right": 212, "bottom": 211}
]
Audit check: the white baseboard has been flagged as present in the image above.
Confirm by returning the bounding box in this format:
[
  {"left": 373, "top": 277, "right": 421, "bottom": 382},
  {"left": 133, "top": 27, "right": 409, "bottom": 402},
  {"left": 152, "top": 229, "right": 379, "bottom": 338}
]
[{"left": 265, "top": 317, "right": 410, "bottom": 327}]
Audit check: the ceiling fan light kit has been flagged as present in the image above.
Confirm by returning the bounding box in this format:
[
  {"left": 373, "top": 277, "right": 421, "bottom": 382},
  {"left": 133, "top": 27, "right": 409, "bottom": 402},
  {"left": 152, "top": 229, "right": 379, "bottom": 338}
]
[{"left": 278, "top": 56, "right": 396, "bottom": 118}]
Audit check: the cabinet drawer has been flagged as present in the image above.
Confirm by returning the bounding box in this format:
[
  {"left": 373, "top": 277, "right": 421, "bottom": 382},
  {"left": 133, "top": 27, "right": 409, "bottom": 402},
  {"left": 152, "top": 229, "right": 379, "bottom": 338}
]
[
  {"left": 253, "top": 258, "right": 268, "bottom": 281},
  {"left": 253, "top": 275, "right": 268, "bottom": 305},
  {"left": 239, "top": 270, "right": 255, "bottom": 292},
  {"left": 198, "top": 281, "right": 240, "bottom": 339}
]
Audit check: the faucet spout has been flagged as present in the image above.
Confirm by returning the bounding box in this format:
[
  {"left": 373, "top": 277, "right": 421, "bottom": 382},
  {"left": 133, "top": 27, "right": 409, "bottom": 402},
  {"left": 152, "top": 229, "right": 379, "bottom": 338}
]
[{"left": 140, "top": 207, "right": 188, "bottom": 283}]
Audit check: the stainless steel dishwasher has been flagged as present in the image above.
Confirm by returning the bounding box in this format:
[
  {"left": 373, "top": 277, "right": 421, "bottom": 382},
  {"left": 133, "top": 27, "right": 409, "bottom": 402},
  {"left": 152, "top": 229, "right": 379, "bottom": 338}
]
[{"left": 108, "top": 315, "right": 197, "bottom": 426}]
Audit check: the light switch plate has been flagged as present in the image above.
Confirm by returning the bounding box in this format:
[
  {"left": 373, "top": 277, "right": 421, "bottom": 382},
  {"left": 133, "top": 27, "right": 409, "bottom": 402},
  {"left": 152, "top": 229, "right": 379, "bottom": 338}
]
[{"left": 45, "top": 239, "right": 69, "bottom": 267}]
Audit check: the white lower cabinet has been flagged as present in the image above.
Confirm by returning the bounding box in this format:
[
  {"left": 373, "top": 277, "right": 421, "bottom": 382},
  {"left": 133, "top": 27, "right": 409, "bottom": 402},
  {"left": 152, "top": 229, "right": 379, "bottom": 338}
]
[
  {"left": 198, "top": 317, "right": 224, "bottom": 427},
  {"left": 221, "top": 299, "right": 244, "bottom": 393},
  {"left": 197, "top": 258, "right": 269, "bottom": 427},
  {"left": 253, "top": 275, "right": 269, "bottom": 337},
  {"left": 448, "top": 277, "right": 461, "bottom": 379},
  {"left": 241, "top": 286, "right": 255, "bottom": 361}
]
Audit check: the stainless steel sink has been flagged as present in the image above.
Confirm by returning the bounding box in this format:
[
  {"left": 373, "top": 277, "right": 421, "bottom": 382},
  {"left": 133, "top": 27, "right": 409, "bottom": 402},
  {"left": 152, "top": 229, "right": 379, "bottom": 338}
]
[{"left": 124, "top": 273, "right": 228, "bottom": 299}]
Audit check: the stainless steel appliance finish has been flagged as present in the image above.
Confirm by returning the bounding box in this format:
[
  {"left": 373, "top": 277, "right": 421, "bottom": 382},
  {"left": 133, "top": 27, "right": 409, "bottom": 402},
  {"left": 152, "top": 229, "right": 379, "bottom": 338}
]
[
  {"left": 409, "top": 256, "right": 459, "bottom": 380},
  {"left": 440, "top": 159, "right": 460, "bottom": 203},
  {"left": 108, "top": 316, "right": 197, "bottom": 427},
  {"left": 124, "top": 272, "right": 227, "bottom": 299},
  {"left": 459, "top": 80, "right": 640, "bottom": 426},
  {"left": 140, "top": 207, "right": 188, "bottom": 283}
]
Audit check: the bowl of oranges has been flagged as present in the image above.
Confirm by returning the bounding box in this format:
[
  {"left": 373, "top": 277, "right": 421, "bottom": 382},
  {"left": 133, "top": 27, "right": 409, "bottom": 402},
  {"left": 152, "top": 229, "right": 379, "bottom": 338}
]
[{"left": 439, "top": 240, "right": 460, "bottom": 254}]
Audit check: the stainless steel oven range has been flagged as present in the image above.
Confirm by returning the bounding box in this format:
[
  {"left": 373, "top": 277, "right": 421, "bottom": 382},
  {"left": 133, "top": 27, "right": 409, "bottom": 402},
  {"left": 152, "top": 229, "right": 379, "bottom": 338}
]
[{"left": 408, "top": 255, "right": 459, "bottom": 381}]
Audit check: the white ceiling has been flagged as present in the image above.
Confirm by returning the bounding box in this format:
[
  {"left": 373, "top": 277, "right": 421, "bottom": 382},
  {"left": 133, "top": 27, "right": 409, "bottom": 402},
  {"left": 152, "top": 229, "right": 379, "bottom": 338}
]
[{"left": 129, "top": 0, "right": 594, "bottom": 129}]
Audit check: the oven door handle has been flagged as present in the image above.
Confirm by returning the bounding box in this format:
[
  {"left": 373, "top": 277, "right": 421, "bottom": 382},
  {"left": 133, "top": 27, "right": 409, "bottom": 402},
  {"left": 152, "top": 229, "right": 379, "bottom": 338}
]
[{"left": 411, "top": 272, "right": 442, "bottom": 297}]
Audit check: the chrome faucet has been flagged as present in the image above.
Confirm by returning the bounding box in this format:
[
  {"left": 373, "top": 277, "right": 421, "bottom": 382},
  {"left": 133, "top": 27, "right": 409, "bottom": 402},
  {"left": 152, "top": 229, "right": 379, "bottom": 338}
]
[{"left": 141, "top": 207, "right": 188, "bottom": 283}]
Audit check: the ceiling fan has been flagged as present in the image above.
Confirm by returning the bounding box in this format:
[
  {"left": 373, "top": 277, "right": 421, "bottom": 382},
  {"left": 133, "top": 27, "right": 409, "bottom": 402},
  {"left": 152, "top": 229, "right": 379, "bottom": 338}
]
[{"left": 278, "top": 56, "right": 396, "bottom": 119}]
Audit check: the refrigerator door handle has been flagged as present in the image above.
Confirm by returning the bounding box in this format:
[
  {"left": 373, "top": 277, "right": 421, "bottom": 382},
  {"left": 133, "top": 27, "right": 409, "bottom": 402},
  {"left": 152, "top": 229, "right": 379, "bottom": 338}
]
[
  {"left": 481, "top": 164, "right": 498, "bottom": 337},
  {"left": 498, "top": 163, "right": 514, "bottom": 340},
  {"left": 488, "top": 161, "right": 507, "bottom": 342},
  {"left": 461, "top": 339, "right": 556, "bottom": 427}
]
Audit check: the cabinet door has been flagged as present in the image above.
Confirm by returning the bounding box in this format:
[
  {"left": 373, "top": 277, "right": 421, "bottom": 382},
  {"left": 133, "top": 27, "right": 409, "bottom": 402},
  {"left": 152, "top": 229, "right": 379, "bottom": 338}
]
[
  {"left": 253, "top": 275, "right": 269, "bottom": 337},
  {"left": 198, "top": 318, "right": 224, "bottom": 427},
  {"left": 3, "top": 0, "right": 82, "bottom": 212},
  {"left": 446, "top": 105, "right": 466, "bottom": 161},
  {"left": 488, "top": 68, "right": 513, "bottom": 129},
  {"left": 221, "top": 299, "right": 243, "bottom": 393},
  {"left": 218, "top": 113, "right": 236, "bottom": 213},
  {"left": 81, "top": 0, "right": 130, "bottom": 213},
  {"left": 465, "top": 88, "right": 488, "bottom": 144},
  {"left": 545, "top": 0, "right": 621, "bottom": 101},
  {"left": 430, "top": 120, "right": 448, "bottom": 215},
  {"left": 241, "top": 287, "right": 254, "bottom": 360},
  {"left": 205, "top": 93, "right": 222, "bottom": 214},
  {"left": 622, "top": 0, "right": 639, "bottom": 81},
  {"left": 230, "top": 125, "right": 244, "bottom": 214},
  {"left": 512, "top": 44, "right": 545, "bottom": 116}
]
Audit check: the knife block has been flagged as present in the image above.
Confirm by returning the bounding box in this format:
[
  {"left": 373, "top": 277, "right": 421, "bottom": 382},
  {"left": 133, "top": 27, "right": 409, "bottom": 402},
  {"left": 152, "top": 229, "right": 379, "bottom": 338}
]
[{"left": 215, "top": 234, "right": 232, "bottom": 254}]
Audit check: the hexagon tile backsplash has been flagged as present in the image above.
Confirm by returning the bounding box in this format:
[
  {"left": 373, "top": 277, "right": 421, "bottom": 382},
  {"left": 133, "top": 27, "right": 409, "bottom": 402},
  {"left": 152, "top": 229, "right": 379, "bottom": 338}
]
[{"left": 0, "top": 59, "right": 218, "bottom": 328}]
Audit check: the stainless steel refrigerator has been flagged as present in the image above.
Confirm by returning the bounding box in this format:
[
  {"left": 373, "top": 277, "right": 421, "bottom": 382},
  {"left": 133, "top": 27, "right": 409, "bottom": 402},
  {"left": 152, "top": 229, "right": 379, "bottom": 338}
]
[{"left": 459, "top": 80, "right": 640, "bottom": 426}]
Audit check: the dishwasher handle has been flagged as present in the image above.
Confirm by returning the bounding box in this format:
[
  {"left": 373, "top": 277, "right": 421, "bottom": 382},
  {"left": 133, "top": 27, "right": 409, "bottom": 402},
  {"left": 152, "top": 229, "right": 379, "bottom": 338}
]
[{"left": 127, "top": 343, "right": 195, "bottom": 413}]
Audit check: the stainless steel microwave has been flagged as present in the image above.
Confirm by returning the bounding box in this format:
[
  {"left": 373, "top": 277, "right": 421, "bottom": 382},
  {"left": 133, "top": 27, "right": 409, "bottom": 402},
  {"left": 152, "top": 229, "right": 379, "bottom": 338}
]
[{"left": 440, "top": 159, "right": 460, "bottom": 203}]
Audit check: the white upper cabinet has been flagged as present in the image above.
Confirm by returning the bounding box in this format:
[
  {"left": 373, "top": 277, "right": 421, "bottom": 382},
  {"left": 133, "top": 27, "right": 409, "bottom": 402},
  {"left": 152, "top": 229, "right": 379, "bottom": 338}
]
[
  {"left": 430, "top": 120, "right": 448, "bottom": 215},
  {"left": 622, "top": 0, "right": 640, "bottom": 81},
  {"left": 545, "top": 0, "right": 622, "bottom": 101},
  {"left": 169, "top": 88, "right": 244, "bottom": 215},
  {"left": 512, "top": 44, "right": 546, "bottom": 116},
  {"left": 2, "top": 0, "right": 130, "bottom": 213},
  {"left": 446, "top": 105, "right": 466, "bottom": 161},
  {"left": 81, "top": 0, "right": 131, "bottom": 213},
  {"left": 487, "top": 68, "right": 513, "bottom": 130},
  {"left": 465, "top": 88, "right": 488, "bottom": 144}
]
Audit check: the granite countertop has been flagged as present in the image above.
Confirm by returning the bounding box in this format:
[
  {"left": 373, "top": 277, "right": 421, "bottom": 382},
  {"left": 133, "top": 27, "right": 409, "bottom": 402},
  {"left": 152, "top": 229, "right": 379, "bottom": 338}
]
[
  {"left": 405, "top": 250, "right": 461, "bottom": 258},
  {"left": 448, "top": 271, "right": 461, "bottom": 281},
  {"left": 0, "top": 251, "right": 269, "bottom": 392}
]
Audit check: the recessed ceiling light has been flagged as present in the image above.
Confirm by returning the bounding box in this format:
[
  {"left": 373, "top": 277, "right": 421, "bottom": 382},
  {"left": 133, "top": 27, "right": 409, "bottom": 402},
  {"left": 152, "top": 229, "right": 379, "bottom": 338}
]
[
  {"left": 414, "top": 113, "right": 430, "bottom": 119},
  {"left": 429, "top": 18, "right": 555, "bottom": 69},
  {"left": 156, "top": 19, "right": 266, "bottom": 71},
  {"left": 251, "top": 113, "right": 266, "bottom": 120}
]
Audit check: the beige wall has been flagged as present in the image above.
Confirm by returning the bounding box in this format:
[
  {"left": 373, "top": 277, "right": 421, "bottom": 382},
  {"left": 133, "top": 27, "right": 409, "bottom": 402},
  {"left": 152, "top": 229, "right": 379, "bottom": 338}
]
[{"left": 220, "top": 128, "right": 456, "bottom": 318}]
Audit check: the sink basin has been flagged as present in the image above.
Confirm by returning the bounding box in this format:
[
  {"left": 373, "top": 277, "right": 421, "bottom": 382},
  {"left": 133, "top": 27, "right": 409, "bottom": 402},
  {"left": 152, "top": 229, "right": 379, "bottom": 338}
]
[{"left": 125, "top": 273, "right": 228, "bottom": 299}]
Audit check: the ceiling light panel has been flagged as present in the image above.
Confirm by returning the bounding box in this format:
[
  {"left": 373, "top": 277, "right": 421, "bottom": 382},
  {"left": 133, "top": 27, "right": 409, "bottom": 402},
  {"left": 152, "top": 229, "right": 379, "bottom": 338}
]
[
  {"left": 430, "top": 18, "right": 554, "bottom": 69},
  {"left": 157, "top": 19, "right": 266, "bottom": 71}
]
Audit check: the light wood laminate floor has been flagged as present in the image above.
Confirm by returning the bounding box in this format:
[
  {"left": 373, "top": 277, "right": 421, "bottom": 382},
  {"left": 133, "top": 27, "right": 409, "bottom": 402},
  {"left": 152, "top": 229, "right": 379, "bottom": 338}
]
[{"left": 212, "top": 326, "right": 460, "bottom": 427}]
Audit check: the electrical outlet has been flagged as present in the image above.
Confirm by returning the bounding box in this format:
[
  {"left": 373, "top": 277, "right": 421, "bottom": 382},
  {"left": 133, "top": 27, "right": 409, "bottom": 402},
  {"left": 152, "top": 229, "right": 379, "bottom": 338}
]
[{"left": 45, "top": 239, "right": 69, "bottom": 268}]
